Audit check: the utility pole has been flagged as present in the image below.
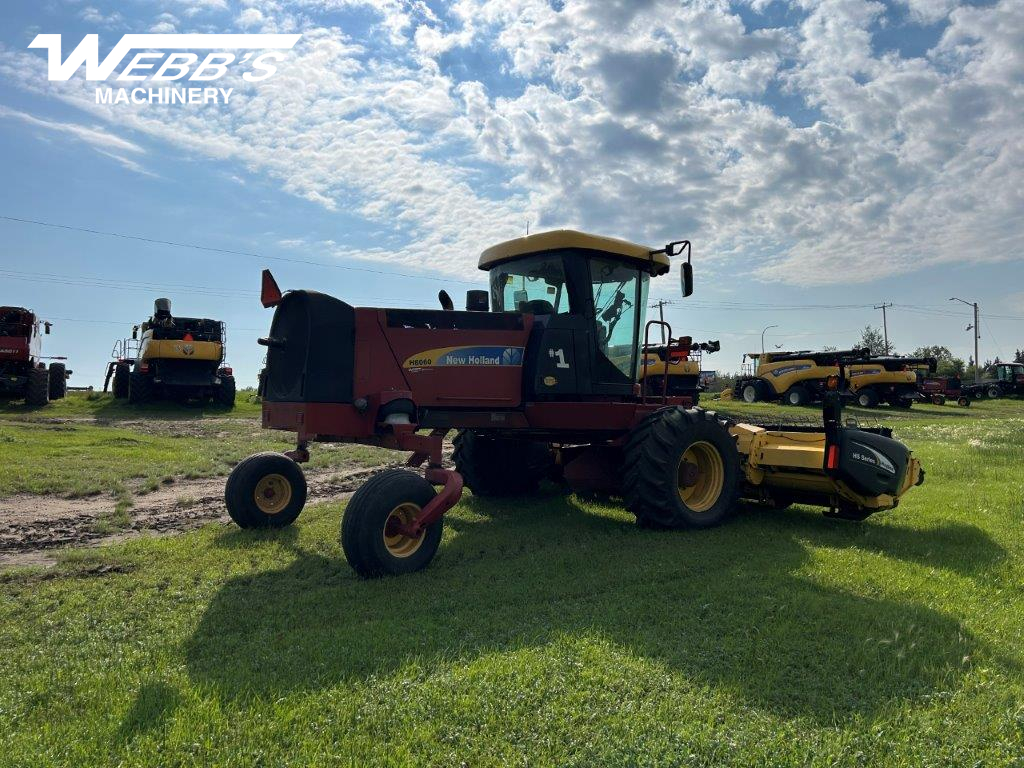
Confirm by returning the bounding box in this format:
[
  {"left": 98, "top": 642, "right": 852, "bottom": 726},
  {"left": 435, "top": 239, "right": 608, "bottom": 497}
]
[
  {"left": 649, "top": 300, "right": 674, "bottom": 343},
  {"left": 874, "top": 302, "right": 892, "bottom": 354},
  {"left": 950, "top": 297, "right": 981, "bottom": 383}
]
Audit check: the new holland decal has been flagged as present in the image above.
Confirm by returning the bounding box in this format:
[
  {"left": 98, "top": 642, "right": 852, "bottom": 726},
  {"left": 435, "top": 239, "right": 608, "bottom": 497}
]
[
  {"left": 768, "top": 364, "right": 813, "bottom": 377},
  {"left": 404, "top": 346, "right": 524, "bottom": 369}
]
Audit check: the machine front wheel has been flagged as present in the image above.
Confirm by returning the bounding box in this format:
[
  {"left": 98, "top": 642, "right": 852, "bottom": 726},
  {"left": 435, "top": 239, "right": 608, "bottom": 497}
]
[
  {"left": 930, "top": 394, "right": 946, "bottom": 406},
  {"left": 225, "top": 452, "right": 307, "bottom": 528},
  {"left": 623, "top": 407, "right": 741, "bottom": 529},
  {"left": 987, "top": 385, "right": 1001, "bottom": 399},
  {"left": 341, "top": 469, "right": 443, "bottom": 578}
]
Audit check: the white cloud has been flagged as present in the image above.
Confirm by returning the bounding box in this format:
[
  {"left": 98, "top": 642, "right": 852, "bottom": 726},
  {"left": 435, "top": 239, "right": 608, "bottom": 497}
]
[
  {"left": 1, "top": 0, "right": 1021, "bottom": 286},
  {"left": 0, "top": 105, "right": 151, "bottom": 176}
]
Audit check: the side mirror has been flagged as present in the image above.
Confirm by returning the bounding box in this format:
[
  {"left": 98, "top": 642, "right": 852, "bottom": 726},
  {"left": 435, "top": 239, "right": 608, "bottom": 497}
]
[
  {"left": 132, "top": 326, "right": 139, "bottom": 340},
  {"left": 44, "top": 322, "right": 51, "bottom": 335},
  {"left": 438, "top": 290, "right": 454, "bottom": 311},
  {"left": 681, "top": 261, "right": 693, "bottom": 297}
]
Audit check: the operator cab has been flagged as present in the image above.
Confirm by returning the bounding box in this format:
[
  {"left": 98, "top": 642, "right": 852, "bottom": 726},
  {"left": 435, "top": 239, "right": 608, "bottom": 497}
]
[{"left": 479, "top": 230, "right": 690, "bottom": 399}]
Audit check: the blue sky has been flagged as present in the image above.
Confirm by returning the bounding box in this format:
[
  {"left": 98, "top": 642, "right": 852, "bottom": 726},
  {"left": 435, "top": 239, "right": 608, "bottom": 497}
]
[{"left": 0, "top": 0, "right": 1021, "bottom": 388}]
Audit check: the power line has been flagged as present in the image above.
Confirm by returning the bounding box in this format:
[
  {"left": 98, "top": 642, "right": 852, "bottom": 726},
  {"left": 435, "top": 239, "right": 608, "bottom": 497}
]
[{"left": 0, "top": 214, "right": 479, "bottom": 286}]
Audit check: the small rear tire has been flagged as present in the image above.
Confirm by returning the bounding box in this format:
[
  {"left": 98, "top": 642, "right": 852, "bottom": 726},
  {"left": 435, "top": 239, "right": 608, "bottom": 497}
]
[
  {"left": 214, "top": 374, "right": 236, "bottom": 407},
  {"left": 25, "top": 366, "right": 49, "bottom": 406},
  {"left": 930, "top": 394, "right": 946, "bottom": 406},
  {"left": 856, "top": 389, "right": 879, "bottom": 408},
  {"left": 112, "top": 364, "right": 130, "bottom": 399},
  {"left": 128, "top": 371, "right": 154, "bottom": 404},
  {"left": 48, "top": 363, "right": 67, "bottom": 400},
  {"left": 987, "top": 385, "right": 1001, "bottom": 399},
  {"left": 785, "top": 385, "right": 810, "bottom": 406},
  {"left": 225, "top": 452, "right": 307, "bottom": 528},
  {"left": 341, "top": 469, "right": 443, "bottom": 578},
  {"left": 741, "top": 383, "right": 759, "bottom": 403},
  {"left": 957, "top": 396, "right": 971, "bottom": 407}
]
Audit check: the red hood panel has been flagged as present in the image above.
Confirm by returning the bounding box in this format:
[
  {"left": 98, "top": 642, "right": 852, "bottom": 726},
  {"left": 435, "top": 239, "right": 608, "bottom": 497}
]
[{"left": 0, "top": 336, "right": 30, "bottom": 360}]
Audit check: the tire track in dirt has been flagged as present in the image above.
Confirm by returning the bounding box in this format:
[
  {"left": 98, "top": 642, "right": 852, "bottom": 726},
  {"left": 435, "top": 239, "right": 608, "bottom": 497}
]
[{"left": 0, "top": 463, "right": 404, "bottom": 568}]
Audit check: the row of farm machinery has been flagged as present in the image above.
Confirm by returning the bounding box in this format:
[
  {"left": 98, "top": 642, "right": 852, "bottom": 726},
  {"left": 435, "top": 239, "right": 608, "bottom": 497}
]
[
  {"left": 4, "top": 229, "right": 1020, "bottom": 579},
  {"left": 729, "top": 350, "right": 1024, "bottom": 409},
  {"left": 1, "top": 300, "right": 235, "bottom": 408}
]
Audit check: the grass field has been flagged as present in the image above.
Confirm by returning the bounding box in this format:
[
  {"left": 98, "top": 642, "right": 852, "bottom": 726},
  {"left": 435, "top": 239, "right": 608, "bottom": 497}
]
[
  {"left": 0, "top": 392, "right": 392, "bottom": 498},
  {"left": 1, "top": 395, "right": 1023, "bottom": 765}
]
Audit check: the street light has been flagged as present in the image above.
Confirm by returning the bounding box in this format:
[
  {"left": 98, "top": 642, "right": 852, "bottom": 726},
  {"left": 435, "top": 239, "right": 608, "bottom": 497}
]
[
  {"left": 950, "top": 297, "right": 980, "bottom": 383},
  {"left": 761, "top": 324, "right": 779, "bottom": 354}
]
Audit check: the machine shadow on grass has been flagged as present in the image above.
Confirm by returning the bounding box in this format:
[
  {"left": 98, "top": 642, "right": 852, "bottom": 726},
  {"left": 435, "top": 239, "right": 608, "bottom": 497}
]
[{"left": 183, "top": 493, "right": 1006, "bottom": 722}]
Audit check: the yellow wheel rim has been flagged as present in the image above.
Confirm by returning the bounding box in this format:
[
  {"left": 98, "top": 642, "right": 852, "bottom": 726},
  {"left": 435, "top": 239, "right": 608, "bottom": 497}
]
[
  {"left": 253, "top": 473, "right": 292, "bottom": 515},
  {"left": 383, "top": 503, "right": 425, "bottom": 558},
  {"left": 677, "top": 441, "right": 725, "bottom": 513}
]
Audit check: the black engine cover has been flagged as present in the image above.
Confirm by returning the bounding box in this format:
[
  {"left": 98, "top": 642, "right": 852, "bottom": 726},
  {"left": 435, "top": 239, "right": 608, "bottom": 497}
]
[{"left": 835, "top": 429, "right": 910, "bottom": 497}]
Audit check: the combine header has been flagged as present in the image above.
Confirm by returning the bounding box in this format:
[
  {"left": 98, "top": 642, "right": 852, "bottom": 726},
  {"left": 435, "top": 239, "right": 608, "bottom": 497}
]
[
  {"left": 227, "top": 231, "right": 925, "bottom": 578},
  {"left": 0, "top": 307, "right": 70, "bottom": 406}
]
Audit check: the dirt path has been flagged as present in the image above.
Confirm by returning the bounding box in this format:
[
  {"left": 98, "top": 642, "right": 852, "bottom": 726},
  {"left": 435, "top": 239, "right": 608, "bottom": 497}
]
[{"left": 0, "top": 463, "right": 403, "bottom": 569}]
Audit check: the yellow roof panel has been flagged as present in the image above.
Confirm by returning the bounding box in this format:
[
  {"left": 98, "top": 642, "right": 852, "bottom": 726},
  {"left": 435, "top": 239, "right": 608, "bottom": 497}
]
[{"left": 478, "top": 229, "right": 670, "bottom": 274}]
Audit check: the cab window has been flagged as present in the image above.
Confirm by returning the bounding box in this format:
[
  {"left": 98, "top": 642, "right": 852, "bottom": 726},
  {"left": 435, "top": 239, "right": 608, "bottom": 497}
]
[
  {"left": 490, "top": 254, "right": 570, "bottom": 315},
  {"left": 590, "top": 257, "right": 645, "bottom": 381}
]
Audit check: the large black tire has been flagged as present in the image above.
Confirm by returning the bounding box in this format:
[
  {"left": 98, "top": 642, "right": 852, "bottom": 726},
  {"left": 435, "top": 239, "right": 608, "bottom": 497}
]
[
  {"left": 112, "top": 364, "right": 130, "bottom": 399},
  {"left": 25, "top": 366, "right": 49, "bottom": 406},
  {"left": 48, "top": 363, "right": 67, "bottom": 400},
  {"left": 987, "top": 385, "right": 1001, "bottom": 399},
  {"left": 214, "top": 374, "right": 236, "bottom": 407},
  {"left": 784, "top": 385, "right": 810, "bottom": 406},
  {"left": 128, "top": 371, "right": 154, "bottom": 404},
  {"left": 856, "top": 389, "right": 879, "bottom": 408},
  {"left": 341, "top": 469, "right": 443, "bottom": 578},
  {"left": 224, "top": 452, "right": 307, "bottom": 528},
  {"left": 890, "top": 397, "right": 913, "bottom": 409},
  {"left": 623, "top": 407, "right": 741, "bottom": 529},
  {"left": 452, "top": 430, "right": 553, "bottom": 497}
]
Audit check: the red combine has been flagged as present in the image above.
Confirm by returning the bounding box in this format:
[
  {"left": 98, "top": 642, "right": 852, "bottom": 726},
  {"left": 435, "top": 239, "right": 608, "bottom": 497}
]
[{"left": 0, "top": 307, "right": 70, "bottom": 406}]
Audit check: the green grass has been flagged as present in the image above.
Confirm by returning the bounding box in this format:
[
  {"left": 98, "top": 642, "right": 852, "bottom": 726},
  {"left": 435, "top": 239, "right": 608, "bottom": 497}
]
[
  {"left": 0, "top": 389, "right": 263, "bottom": 420},
  {"left": 0, "top": 392, "right": 397, "bottom": 498},
  {"left": 1, "top": 398, "right": 1023, "bottom": 765}
]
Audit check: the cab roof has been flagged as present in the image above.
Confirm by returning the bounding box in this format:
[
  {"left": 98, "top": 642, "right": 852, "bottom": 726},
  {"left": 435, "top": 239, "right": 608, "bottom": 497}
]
[{"left": 479, "top": 229, "right": 670, "bottom": 275}]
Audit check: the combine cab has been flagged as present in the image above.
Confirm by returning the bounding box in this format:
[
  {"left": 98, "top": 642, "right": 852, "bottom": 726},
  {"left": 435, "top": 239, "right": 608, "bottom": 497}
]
[
  {"left": 0, "top": 306, "right": 70, "bottom": 406},
  {"left": 227, "top": 230, "right": 924, "bottom": 578},
  {"left": 103, "top": 299, "right": 235, "bottom": 406}
]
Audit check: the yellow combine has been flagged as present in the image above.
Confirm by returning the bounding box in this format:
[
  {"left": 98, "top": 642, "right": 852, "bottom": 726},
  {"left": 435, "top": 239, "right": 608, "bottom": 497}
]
[
  {"left": 736, "top": 349, "right": 931, "bottom": 408},
  {"left": 104, "top": 299, "right": 235, "bottom": 406},
  {"left": 638, "top": 338, "right": 719, "bottom": 403}
]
